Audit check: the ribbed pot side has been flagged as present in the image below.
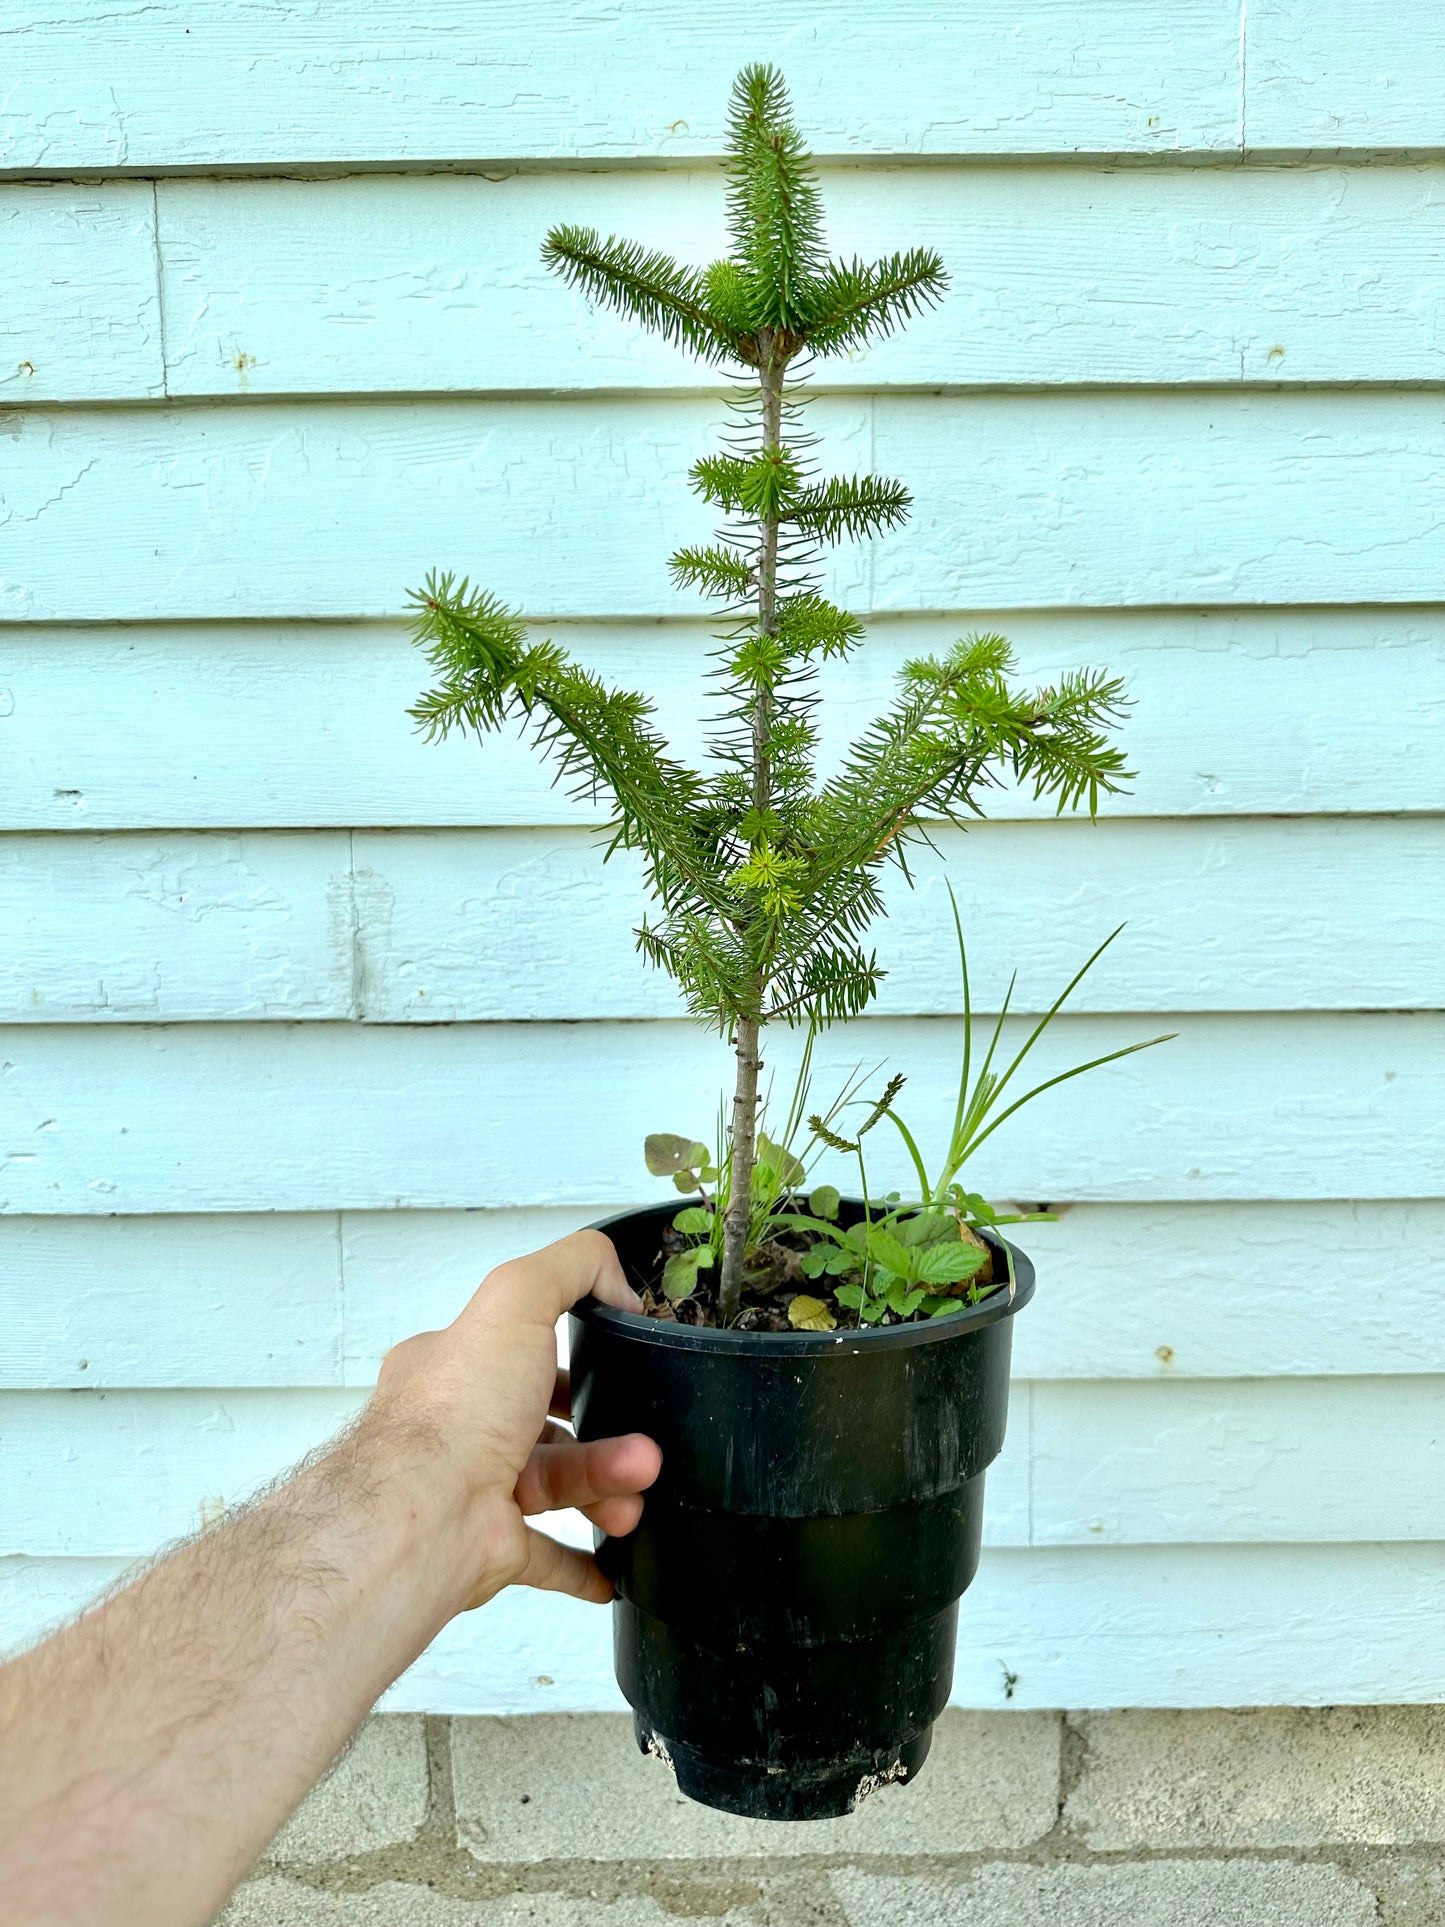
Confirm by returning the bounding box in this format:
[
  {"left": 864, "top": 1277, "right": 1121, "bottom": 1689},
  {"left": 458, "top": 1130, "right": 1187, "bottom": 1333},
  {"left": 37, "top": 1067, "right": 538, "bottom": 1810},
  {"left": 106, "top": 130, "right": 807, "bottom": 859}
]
[{"left": 568, "top": 1201, "right": 1034, "bottom": 1821}]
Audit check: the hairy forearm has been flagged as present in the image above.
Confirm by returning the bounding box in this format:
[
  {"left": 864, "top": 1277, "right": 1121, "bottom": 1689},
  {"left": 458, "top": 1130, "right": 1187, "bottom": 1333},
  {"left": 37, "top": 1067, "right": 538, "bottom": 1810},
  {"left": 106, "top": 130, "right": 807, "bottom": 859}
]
[{"left": 0, "top": 1412, "right": 479, "bottom": 1927}]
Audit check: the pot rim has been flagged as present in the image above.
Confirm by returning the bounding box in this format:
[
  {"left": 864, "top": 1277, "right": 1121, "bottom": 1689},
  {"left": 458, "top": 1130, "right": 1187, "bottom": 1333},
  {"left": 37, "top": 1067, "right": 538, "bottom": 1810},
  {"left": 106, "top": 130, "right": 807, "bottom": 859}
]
[{"left": 572, "top": 1200, "right": 1035, "bottom": 1356}]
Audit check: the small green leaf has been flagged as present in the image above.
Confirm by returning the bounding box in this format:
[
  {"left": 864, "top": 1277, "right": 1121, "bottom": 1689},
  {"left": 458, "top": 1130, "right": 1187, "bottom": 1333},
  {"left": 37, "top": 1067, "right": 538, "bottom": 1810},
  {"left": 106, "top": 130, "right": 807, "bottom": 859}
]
[
  {"left": 896, "top": 1287, "right": 927, "bottom": 1318},
  {"left": 859, "top": 1300, "right": 887, "bottom": 1325},
  {"left": 646, "top": 1132, "right": 700, "bottom": 1177},
  {"left": 824, "top": 1249, "right": 855, "bottom": 1276},
  {"left": 958, "top": 1191, "right": 998, "bottom": 1224},
  {"left": 661, "top": 1246, "right": 713, "bottom": 1302},
  {"left": 863, "top": 1229, "right": 916, "bottom": 1280},
  {"left": 799, "top": 1247, "right": 830, "bottom": 1279},
  {"left": 833, "top": 1282, "right": 868, "bottom": 1311},
  {"left": 916, "top": 1241, "right": 989, "bottom": 1287},
  {"left": 923, "top": 1295, "right": 965, "bottom": 1319},
  {"left": 895, "top": 1211, "right": 957, "bottom": 1248},
  {"left": 673, "top": 1172, "right": 700, "bottom": 1194},
  {"left": 689, "top": 1141, "right": 712, "bottom": 1169},
  {"left": 807, "top": 1183, "right": 841, "bottom": 1220},
  {"left": 788, "top": 1294, "right": 837, "bottom": 1332},
  {"left": 672, "top": 1206, "right": 713, "bottom": 1234}
]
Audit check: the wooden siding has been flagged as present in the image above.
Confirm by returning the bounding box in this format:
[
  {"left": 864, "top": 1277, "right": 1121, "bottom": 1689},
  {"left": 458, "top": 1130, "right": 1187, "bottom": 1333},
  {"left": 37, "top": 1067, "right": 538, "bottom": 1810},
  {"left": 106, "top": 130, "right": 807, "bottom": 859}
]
[{"left": 2, "top": 3, "right": 1442, "bottom": 1711}]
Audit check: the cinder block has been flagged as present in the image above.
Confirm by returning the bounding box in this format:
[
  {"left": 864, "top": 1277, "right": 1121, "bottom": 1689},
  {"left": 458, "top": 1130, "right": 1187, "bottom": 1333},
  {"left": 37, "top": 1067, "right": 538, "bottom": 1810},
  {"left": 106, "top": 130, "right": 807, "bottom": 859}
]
[
  {"left": 266, "top": 1716, "right": 429, "bottom": 1862},
  {"left": 832, "top": 1859, "right": 1380, "bottom": 1927},
  {"left": 1066, "top": 1706, "right": 1445, "bottom": 1849},
  {"left": 222, "top": 1880, "right": 764, "bottom": 1924},
  {"left": 450, "top": 1709, "right": 1060, "bottom": 1861}
]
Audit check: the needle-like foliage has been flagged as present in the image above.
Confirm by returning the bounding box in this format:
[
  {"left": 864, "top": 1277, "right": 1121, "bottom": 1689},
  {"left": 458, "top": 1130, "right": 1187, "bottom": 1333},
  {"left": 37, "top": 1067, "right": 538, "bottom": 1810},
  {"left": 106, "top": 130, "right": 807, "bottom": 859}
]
[{"left": 410, "top": 65, "right": 1131, "bottom": 1318}]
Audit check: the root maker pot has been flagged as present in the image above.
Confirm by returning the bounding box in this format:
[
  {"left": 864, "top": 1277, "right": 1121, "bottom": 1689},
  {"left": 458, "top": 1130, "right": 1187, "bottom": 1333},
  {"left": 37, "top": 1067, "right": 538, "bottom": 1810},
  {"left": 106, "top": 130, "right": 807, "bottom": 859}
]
[{"left": 568, "top": 1200, "right": 1034, "bottom": 1822}]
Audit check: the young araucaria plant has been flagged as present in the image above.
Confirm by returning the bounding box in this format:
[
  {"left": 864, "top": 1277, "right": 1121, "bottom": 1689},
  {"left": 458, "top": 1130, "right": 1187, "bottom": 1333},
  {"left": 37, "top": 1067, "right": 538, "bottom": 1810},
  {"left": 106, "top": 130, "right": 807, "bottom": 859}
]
[{"left": 410, "top": 66, "right": 1130, "bottom": 1323}]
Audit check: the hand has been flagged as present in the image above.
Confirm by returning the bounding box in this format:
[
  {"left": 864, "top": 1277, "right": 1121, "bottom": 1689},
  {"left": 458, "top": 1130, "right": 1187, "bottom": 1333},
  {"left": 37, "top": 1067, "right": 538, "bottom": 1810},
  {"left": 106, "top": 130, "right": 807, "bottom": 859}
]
[{"left": 369, "top": 1230, "right": 661, "bottom": 1611}]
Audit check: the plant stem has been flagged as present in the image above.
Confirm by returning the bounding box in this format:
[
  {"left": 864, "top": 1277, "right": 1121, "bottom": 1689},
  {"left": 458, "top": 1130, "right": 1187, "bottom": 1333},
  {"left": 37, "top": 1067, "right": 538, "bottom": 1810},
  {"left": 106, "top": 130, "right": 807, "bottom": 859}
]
[
  {"left": 719, "top": 1012, "right": 761, "bottom": 1320},
  {"left": 718, "top": 334, "right": 784, "bottom": 1319}
]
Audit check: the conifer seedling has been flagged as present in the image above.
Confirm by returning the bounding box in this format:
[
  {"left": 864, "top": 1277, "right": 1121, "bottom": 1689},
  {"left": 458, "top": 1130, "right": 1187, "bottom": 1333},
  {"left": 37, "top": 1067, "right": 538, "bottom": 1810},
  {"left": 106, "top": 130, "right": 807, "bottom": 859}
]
[{"left": 410, "top": 65, "right": 1130, "bottom": 1323}]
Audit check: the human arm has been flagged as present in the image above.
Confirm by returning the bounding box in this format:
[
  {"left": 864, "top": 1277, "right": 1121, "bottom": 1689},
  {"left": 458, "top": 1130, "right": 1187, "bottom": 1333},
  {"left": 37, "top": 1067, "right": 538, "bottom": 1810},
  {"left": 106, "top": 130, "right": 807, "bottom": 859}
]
[{"left": 0, "top": 1231, "right": 660, "bottom": 1927}]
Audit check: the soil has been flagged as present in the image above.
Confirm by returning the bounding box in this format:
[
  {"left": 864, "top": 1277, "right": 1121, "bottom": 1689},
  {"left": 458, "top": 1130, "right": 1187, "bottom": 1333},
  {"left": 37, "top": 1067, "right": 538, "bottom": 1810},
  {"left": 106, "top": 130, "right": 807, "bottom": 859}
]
[{"left": 636, "top": 1208, "right": 994, "bottom": 1331}]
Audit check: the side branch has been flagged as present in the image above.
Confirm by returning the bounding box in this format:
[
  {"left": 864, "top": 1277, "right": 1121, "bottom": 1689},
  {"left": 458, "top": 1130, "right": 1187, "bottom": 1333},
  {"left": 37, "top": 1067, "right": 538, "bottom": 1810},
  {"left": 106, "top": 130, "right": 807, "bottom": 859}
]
[
  {"left": 410, "top": 576, "right": 730, "bottom": 921},
  {"left": 803, "top": 637, "right": 1132, "bottom": 898}
]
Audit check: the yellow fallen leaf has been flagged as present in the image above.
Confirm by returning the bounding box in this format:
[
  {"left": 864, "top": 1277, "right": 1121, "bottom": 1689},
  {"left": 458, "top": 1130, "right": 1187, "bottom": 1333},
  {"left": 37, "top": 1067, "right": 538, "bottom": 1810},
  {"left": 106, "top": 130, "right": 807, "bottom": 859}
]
[{"left": 788, "top": 1294, "right": 837, "bottom": 1332}]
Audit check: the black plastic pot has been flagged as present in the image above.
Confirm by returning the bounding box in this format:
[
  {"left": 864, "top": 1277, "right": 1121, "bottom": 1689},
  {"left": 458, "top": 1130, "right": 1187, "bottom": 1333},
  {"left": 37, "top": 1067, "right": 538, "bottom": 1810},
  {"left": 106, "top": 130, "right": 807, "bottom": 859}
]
[{"left": 568, "top": 1199, "right": 1033, "bottom": 1822}]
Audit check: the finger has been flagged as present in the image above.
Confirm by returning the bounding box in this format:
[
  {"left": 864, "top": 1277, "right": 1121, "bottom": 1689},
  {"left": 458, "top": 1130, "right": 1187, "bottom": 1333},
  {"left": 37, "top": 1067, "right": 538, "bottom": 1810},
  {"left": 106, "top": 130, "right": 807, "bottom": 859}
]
[
  {"left": 473, "top": 1230, "right": 642, "bottom": 1331},
  {"left": 514, "top": 1434, "right": 662, "bottom": 1519},
  {"left": 516, "top": 1527, "right": 615, "bottom": 1604},
  {"left": 580, "top": 1493, "right": 646, "bottom": 1538},
  {"left": 550, "top": 1367, "right": 571, "bottom": 1421}
]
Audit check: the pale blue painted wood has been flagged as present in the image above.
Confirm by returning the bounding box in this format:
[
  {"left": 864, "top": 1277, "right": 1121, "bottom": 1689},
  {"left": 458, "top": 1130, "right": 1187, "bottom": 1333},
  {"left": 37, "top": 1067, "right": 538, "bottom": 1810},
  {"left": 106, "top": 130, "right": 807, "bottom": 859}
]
[
  {"left": 0, "top": 831, "right": 352, "bottom": 1021},
  {"left": 1248, "top": 0, "right": 1445, "bottom": 149},
  {"left": 153, "top": 164, "right": 1445, "bottom": 397},
  {"left": 4, "top": 612, "right": 1439, "bottom": 829},
  {"left": 0, "top": 1390, "right": 370, "bottom": 1555},
  {"left": 4, "top": 1201, "right": 1442, "bottom": 1389},
  {"left": 0, "top": 1212, "right": 344, "bottom": 1390},
  {"left": 5, "top": 818, "right": 1439, "bottom": 1023},
  {"left": 0, "top": 1014, "right": 1438, "bottom": 1216},
  {"left": 349, "top": 819, "right": 1444, "bottom": 1020},
  {"left": 0, "top": 1, "right": 1242, "bottom": 176},
  {"left": 1029, "top": 1377, "right": 1445, "bottom": 1545},
  {"left": 2, "top": 184, "right": 163, "bottom": 401},
  {"left": 6, "top": 391, "right": 1445, "bottom": 623}
]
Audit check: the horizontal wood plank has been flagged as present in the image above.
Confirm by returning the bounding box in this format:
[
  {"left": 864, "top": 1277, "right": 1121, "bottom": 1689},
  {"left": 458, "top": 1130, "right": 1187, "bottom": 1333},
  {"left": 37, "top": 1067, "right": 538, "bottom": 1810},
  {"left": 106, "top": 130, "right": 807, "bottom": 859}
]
[
  {"left": 1032, "top": 1375, "right": 1445, "bottom": 1544},
  {"left": 11, "top": 1542, "right": 1445, "bottom": 1711},
  {"left": 6, "top": 392, "right": 1445, "bottom": 622},
  {"left": 0, "top": 1212, "right": 344, "bottom": 1389},
  {"left": 349, "top": 817, "right": 1445, "bottom": 1021},
  {"left": 7, "top": 1375, "right": 1443, "bottom": 1555},
  {"left": 1248, "top": 0, "right": 1445, "bottom": 151},
  {"left": 149, "top": 162, "right": 1445, "bottom": 397},
  {"left": 4, "top": 612, "right": 1440, "bottom": 829},
  {"left": 0, "top": 830, "right": 351, "bottom": 1021},
  {"left": 1011, "top": 1201, "right": 1445, "bottom": 1381},
  {"left": 5, "top": 817, "right": 1438, "bottom": 1024},
  {"left": 0, "top": 1013, "right": 1438, "bottom": 1216},
  {"left": 3, "top": 184, "right": 163, "bottom": 403},
  {"left": 0, "top": 2, "right": 1241, "bottom": 176},
  {"left": 6, "top": 1201, "right": 1440, "bottom": 1391}
]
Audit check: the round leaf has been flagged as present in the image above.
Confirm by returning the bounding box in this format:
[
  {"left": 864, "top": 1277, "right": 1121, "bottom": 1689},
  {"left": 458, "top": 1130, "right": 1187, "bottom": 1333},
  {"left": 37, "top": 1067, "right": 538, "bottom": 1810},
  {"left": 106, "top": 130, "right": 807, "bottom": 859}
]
[
  {"left": 646, "top": 1132, "right": 700, "bottom": 1177},
  {"left": 672, "top": 1206, "right": 714, "bottom": 1234},
  {"left": 787, "top": 1294, "right": 837, "bottom": 1332},
  {"left": 661, "top": 1246, "right": 712, "bottom": 1302},
  {"left": 807, "top": 1184, "right": 841, "bottom": 1220}
]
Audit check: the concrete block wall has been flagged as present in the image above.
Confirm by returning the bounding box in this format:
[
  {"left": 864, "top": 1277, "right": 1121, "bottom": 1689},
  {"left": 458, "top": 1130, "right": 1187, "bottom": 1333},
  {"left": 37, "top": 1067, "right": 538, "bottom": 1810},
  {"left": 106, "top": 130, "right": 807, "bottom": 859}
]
[{"left": 220, "top": 1709, "right": 1445, "bottom": 1924}]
